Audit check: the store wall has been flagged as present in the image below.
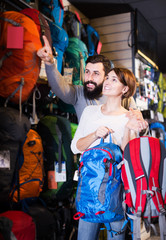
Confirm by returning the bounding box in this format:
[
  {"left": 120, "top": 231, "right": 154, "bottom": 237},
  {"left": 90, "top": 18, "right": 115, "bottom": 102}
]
[
  {"left": 90, "top": 13, "right": 133, "bottom": 71},
  {"left": 64, "top": 1, "right": 133, "bottom": 71}
]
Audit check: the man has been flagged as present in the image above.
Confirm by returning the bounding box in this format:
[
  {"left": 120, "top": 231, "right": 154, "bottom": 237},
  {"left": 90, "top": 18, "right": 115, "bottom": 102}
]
[{"left": 37, "top": 36, "right": 147, "bottom": 129}]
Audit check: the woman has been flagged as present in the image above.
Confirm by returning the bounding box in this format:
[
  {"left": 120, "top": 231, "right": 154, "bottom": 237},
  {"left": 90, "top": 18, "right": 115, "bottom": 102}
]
[{"left": 71, "top": 68, "right": 145, "bottom": 240}]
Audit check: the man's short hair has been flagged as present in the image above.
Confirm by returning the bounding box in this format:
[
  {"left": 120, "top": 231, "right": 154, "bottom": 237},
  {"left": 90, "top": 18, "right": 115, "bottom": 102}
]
[{"left": 86, "top": 54, "right": 112, "bottom": 76}]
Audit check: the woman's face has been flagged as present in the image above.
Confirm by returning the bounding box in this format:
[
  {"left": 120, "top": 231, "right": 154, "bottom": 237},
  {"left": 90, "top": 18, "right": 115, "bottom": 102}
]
[{"left": 102, "top": 70, "right": 128, "bottom": 97}]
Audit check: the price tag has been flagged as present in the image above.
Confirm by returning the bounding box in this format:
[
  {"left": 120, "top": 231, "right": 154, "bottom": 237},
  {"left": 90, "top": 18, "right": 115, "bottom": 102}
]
[
  {"left": 7, "top": 26, "right": 24, "bottom": 49},
  {"left": 48, "top": 171, "right": 57, "bottom": 189},
  {"left": 55, "top": 162, "right": 66, "bottom": 182},
  {"left": 64, "top": 68, "right": 73, "bottom": 84},
  {"left": 0, "top": 150, "right": 10, "bottom": 169},
  {"left": 73, "top": 170, "right": 78, "bottom": 181}
]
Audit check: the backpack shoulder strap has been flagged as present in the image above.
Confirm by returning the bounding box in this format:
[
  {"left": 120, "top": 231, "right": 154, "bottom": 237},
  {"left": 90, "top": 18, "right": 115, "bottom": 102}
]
[
  {"left": 148, "top": 137, "right": 165, "bottom": 212},
  {"left": 122, "top": 137, "right": 148, "bottom": 214}
]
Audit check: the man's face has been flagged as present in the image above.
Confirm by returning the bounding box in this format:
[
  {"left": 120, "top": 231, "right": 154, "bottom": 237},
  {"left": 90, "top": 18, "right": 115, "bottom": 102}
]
[{"left": 83, "top": 62, "right": 105, "bottom": 99}]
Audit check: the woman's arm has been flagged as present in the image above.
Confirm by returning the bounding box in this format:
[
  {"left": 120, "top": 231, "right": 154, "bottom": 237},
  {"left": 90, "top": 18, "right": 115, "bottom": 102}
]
[
  {"left": 121, "top": 127, "right": 136, "bottom": 151},
  {"left": 71, "top": 106, "right": 111, "bottom": 154},
  {"left": 76, "top": 126, "right": 111, "bottom": 152},
  {"left": 121, "top": 114, "right": 144, "bottom": 151}
]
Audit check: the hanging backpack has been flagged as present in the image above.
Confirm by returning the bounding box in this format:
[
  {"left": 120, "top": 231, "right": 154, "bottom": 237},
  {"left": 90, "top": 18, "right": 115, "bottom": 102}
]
[
  {"left": 49, "top": 21, "right": 69, "bottom": 73},
  {"left": 65, "top": 37, "right": 88, "bottom": 85},
  {"left": 0, "top": 11, "right": 42, "bottom": 105},
  {"left": 20, "top": 8, "right": 52, "bottom": 47},
  {"left": 121, "top": 136, "right": 166, "bottom": 240},
  {"left": 149, "top": 122, "right": 166, "bottom": 148},
  {"left": 39, "top": 0, "right": 64, "bottom": 27},
  {"left": 10, "top": 129, "right": 44, "bottom": 202},
  {"left": 0, "top": 210, "right": 36, "bottom": 240},
  {"left": 82, "top": 24, "right": 102, "bottom": 56},
  {"left": 37, "top": 115, "right": 75, "bottom": 204},
  {"left": 63, "top": 10, "right": 84, "bottom": 40},
  {"left": 73, "top": 135, "right": 125, "bottom": 237},
  {"left": 0, "top": 107, "right": 30, "bottom": 209}
]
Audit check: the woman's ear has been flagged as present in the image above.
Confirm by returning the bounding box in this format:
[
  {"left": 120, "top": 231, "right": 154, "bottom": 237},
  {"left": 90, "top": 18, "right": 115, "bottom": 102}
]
[{"left": 122, "top": 86, "right": 129, "bottom": 95}]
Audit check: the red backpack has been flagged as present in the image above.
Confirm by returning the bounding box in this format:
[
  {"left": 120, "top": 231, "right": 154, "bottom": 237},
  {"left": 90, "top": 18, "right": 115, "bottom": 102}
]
[
  {"left": 20, "top": 8, "right": 52, "bottom": 47},
  {"left": 0, "top": 210, "right": 36, "bottom": 240},
  {"left": 121, "top": 136, "right": 166, "bottom": 239},
  {"left": 0, "top": 11, "right": 42, "bottom": 105}
]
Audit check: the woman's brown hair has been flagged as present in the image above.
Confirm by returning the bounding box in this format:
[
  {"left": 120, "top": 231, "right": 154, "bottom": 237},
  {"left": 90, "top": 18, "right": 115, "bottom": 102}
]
[{"left": 110, "top": 68, "right": 137, "bottom": 98}]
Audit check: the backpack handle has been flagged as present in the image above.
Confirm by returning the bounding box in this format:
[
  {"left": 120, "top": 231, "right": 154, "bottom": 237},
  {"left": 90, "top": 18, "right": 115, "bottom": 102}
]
[
  {"left": 73, "top": 212, "right": 85, "bottom": 220},
  {"left": 100, "top": 133, "right": 112, "bottom": 144}
]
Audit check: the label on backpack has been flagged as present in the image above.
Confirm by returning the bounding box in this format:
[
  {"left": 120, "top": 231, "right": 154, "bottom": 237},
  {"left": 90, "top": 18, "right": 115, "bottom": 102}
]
[
  {"left": 48, "top": 171, "right": 58, "bottom": 189},
  {"left": 7, "top": 26, "right": 24, "bottom": 49},
  {"left": 39, "top": 60, "right": 47, "bottom": 79},
  {"left": 0, "top": 150, "right": 10, "bottom": 169},
  {"left": 64, "top": 68, "right": 73, "bottom": 84},
  {"left": 55, "top": 161, "right": 66, "bottom": 182},
  {"left": 73, "top": 170, "right": 78, "bottom": 181}
]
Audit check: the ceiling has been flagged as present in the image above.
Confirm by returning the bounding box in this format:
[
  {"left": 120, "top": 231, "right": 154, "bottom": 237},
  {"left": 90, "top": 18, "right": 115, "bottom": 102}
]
[{"left": 69, "top": 0, "right": 166, "bottom": 74}]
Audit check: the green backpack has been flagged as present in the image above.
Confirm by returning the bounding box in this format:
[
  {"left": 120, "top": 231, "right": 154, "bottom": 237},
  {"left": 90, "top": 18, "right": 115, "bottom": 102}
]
[
  {"left": 65, "top": 37, "right": 88, "bottom": 85},
  {"left": 37, "top": 115, "right": 75, "bottom": 204}
]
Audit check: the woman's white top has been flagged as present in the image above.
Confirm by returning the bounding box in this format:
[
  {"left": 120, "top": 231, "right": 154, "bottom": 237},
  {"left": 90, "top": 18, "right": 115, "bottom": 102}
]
[{"left": 71, "top": 104, "right": 132, "bottom": 154}]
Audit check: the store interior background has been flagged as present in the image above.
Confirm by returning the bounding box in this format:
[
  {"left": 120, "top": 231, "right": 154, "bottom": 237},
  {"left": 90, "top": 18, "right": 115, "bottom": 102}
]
[
  {"left": 67, "top": 0, "right": 166, "bottom": 122},
  {"left": 0, "top": 1, "right": 165, "bottom": 239},
  {"left": 68, "top": 0, "right": 166, "bottom": 76},
  {"left": 2, "top": 0, "right": 166, "bottom": 120}
]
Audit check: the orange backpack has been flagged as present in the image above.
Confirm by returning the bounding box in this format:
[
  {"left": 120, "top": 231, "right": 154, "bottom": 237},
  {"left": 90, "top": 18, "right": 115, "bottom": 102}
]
[
  {"left": 10, "top": 129, "right": 44, "bottom": 202},
  {"left": 0, "top": 11, "right": 42, "bottom": 104}
]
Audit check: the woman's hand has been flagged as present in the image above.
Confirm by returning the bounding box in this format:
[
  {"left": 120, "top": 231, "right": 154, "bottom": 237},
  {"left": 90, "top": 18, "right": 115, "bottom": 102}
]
[
  {"left": 126, "top": 115, "right": 148, "bottom": 132},
  {"left": 76, "top": 126, "right": 113, "bottom": 152},
  {"left": 95, "top": 126, "right": 113, "bottom": 139},
  {"left": 37, "top": 35, "right": 54, "bottom": 65},
  {"left": 126, "top": 108, "right": 148, "bottom": 132}
]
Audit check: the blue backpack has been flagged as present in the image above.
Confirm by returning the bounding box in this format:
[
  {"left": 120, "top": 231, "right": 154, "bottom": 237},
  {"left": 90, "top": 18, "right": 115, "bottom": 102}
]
[
  {"left": 149, "top": 122, "right": 166, "bottom": 148},
  {"left": 83, "top": 24, "right": 101, "bottom": 56},
  {"left": 49, "top": 22, "right": 69, "bottom": 73},
  {"left": 73, "top": 135, "right": 125, "bottom": 236},
  {"left": 39, "top": 0, "right": 64, "bottom": 27}
]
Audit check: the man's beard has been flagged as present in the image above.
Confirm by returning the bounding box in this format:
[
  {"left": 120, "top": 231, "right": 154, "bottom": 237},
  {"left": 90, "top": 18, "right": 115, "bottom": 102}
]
[{"left": 83, "top": 81, "right": 103, "bottom": 100}]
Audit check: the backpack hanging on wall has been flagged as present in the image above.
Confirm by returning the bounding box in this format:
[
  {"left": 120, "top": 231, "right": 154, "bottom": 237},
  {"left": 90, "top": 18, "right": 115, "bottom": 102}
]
[
  {"left": 20, "top": 8, "right": 52, "bottom": 47},
  {"left": 0, "top": 11, "right": 42, "bottom": 105},
  {"left": 65, "top": 37, "right": 88, "bottom": 85},
  {"left": 0, "top": 210, "right": 36, "bottom": 240},
  {"left": 63, "top": 10, "right": 83, "bottom": 40},
  {"left": 10, "top": 129, "right": 44, "bottom": 203},
  {"left": 149, "top": 122, "right": 166, "bottom": 148},
  {"left": 39, "top": 0, "right": 64, "bottom": 27},
  {"left": 82, "top": 24, "right": 102, "bottom": 56},
  {"left": 121, "top": 136, "right": 166, "bottom": 240},
  {"left": 49, "top": 21, "right": 69, "bottom": 73},
  {"left": 37, "top": 115, "right": 75, "bottom": 204},
  {"left": 73, "top": 134, "right": 125, "bottom": 237},
  {"left": 0, "top": 107, "right": 31, "bottom": 209}
]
